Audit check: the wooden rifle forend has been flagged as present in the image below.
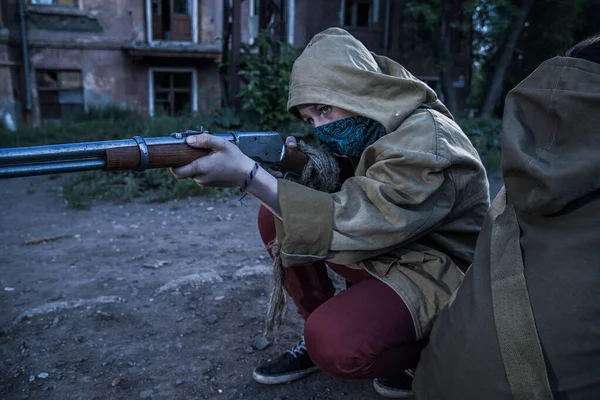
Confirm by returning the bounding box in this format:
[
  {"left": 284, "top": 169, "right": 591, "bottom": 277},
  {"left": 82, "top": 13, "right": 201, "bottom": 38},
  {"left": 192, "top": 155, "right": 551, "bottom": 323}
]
[{"left": 104, "top": 143, "right": 210, "bottom": 171}]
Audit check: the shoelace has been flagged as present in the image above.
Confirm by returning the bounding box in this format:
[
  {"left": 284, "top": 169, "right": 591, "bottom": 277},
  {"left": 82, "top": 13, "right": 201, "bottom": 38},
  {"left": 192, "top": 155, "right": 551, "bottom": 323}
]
[{"left": 286, "top": 340, "right": 308, "bottom": 359}]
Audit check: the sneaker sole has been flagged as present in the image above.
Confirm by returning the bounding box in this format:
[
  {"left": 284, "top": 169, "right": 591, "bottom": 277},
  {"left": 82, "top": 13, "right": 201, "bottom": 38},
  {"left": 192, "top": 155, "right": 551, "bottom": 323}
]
[
  {"left": 373, "top": 379, "right": 413, "bottom": 398},
  {"left": 252, "top": 366, "right": 320, "bottom": 385}
]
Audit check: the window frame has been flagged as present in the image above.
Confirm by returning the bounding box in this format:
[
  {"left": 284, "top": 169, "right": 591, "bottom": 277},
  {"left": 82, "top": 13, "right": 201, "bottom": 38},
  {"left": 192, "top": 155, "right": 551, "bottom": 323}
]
[
  {"left": 29, "top": 0, "right": 80, "bottom": 8},
  {"left": 145, "top": 0, "right": 199, "bottom": 44},
  {"left": 36, "top": 69, "right": 85, "bottom": 120},
  {"left": 339, "top": 0, "right": 379, "bottom": 29},
  {"left": 148, "top": 67, "right": 198, "bottom": 117}
]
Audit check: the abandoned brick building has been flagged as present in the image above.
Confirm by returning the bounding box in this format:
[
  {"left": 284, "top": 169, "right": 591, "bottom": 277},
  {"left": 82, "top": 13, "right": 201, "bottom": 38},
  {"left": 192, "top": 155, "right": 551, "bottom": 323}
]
[{"left": 0, "top": 0, "right": 471, "bottom": 128}]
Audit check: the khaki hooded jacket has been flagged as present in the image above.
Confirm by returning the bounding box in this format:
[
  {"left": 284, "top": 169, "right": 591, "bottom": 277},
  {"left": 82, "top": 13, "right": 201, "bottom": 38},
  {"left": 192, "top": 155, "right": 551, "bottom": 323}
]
[
  {"left": 274, "top": 28, "right": 490, "bottom": 339},
  {"left": 413, "top": 56, "right": 600, "bottom": 398}
]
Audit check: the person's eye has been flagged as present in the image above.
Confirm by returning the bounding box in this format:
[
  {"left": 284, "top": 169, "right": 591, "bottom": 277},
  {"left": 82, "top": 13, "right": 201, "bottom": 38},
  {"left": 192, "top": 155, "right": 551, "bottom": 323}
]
[
  {"left": 319, "top": 106, "right": 331, "bottom": 116},
  {"left": 306, "top": 118, "right": 314, "bottom": 126}
]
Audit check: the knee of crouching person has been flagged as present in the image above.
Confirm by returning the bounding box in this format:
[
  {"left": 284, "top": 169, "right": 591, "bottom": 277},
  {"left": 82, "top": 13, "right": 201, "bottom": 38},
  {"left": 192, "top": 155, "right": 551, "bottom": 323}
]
[{"left": 304, "top": 312, "right": 373, "bottom": 379}]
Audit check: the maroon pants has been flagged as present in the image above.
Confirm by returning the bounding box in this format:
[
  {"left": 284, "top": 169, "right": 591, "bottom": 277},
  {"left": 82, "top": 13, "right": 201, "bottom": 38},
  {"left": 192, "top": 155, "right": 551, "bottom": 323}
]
[{"left": 258, "top": 206, "right": 425, "bottom": 380}]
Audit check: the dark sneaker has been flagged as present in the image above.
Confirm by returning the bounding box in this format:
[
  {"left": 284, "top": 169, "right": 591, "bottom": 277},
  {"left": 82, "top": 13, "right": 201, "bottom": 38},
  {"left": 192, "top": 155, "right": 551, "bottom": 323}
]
[
  {"left": 252, "top": 338, "right": 320, "bottom": 384},
  {"left": 373, "top": 369, "right": 415, "bottom": 398}
]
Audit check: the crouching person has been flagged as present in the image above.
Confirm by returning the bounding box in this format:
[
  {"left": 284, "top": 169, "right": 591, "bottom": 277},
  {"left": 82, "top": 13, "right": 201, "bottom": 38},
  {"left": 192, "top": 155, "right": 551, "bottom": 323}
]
[{"left": 172, "top": 28, "right": 490, "bottom": 398}]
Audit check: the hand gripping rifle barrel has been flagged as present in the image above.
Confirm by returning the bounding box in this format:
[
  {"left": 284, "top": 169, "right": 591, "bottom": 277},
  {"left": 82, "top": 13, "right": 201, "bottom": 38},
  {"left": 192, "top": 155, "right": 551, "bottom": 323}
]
[{"left": 0, "top": 129, "right": 287, "bottom": 179}]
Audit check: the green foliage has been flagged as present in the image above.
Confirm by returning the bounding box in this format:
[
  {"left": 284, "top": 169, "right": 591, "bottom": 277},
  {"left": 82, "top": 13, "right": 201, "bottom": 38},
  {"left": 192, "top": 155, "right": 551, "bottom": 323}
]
[
  {"left": 403, "top": 0, "right": 443, "bottom": 33},
  {"left": 457, "top": 117, "right": 503, "bottom": 172},
  {"left": 238, "top": 31, "right": 301, "bottom": 131},
  {"left": 0, "top": 107, "right": 144, "bottom": 147},
  {"left": 0, "top": 106, "right": 258, "bottom": 149},
  {"left": 61, "top": 171, "right": 141, "bottom": 210},
  {"left": 401, "top": 0, "right": 477, "bottom": 69},
  {"left": 472, "top": 0, "right": 520, "bottom": 67},
  {"left": 60, "top": 168, "right": 235, "bottom": 210}
]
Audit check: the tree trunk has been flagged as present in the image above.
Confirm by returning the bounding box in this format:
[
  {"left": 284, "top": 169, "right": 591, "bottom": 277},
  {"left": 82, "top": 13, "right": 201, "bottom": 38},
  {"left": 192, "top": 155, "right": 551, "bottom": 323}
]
[
  {"left": 440, "top": 1, "right": 457, "bottom": 114},
  {"left": 479, "top": 0, "right": 535, "bottom": 117}
]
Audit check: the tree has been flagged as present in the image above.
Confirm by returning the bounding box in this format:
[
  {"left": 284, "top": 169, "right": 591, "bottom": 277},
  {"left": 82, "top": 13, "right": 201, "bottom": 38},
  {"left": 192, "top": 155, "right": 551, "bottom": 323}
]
[
  {"left": 475, "top": 0, "right": 600, "bottom": 117},
  {"left": 479, "top": 0, "right": 535, "bottom": 117},
  {"left": 400, "top": 0, "right": 477, "bottom": 115}
]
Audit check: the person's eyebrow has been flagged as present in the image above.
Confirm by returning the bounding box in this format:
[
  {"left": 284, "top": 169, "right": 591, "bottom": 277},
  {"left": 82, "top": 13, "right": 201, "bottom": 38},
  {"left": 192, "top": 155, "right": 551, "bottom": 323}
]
[{"left": 299, "top": 106, "right": 316, "bottom": 118}]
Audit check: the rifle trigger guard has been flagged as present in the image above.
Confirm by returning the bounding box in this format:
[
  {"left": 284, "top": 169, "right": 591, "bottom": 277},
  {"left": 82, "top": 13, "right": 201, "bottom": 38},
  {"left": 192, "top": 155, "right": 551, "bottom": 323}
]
[{"left": 133, "top": 136, "right": 149, "bottom": 172}]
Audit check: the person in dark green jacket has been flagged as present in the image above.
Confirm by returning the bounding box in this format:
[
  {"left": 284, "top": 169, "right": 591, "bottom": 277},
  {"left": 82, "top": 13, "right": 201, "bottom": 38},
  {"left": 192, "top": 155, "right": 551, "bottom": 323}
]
[{"left": 413, "top": 34, "right": 600, "bottom": 400}]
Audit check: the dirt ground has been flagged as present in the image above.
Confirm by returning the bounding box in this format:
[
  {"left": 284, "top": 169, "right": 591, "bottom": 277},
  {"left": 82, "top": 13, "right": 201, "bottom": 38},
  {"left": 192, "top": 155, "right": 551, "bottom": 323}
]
[{"left": 0, "top": 174, "right": 503, "bottom": 400}]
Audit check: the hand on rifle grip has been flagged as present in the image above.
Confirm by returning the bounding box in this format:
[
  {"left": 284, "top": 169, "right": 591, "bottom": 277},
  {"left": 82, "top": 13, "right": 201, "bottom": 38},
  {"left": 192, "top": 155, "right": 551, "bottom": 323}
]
[{"left": 278, "top": 136, "right": 308, "bottom": 177}]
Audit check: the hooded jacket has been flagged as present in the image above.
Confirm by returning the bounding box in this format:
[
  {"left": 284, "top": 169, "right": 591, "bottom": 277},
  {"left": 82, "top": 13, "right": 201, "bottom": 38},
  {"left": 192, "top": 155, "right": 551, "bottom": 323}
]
[
  {"left": 413, "top": 56, "right": 600, "bottom": 398},
  {"left": 274, "top": 28, "right": 490, "bottom": 338}
]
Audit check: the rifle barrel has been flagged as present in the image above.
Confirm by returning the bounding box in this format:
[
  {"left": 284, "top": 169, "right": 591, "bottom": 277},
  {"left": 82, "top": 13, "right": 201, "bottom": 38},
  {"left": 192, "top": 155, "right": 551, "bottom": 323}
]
[
  {"left": 1, "top": 160, "right": 107, "bottom": 178},
  {"left": 0, "top": 139, "right": 137, "bottom": 165}
]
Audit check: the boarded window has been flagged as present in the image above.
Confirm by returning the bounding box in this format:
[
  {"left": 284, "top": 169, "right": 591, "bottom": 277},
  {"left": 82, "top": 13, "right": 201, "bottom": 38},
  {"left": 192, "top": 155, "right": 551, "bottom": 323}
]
[
  {"left": 30, "top": 0, "right": 79, "bottom": 6},
  {"left": 153, "top": 71, "right": 193, "bottom": 116},
  {"left": 343, "top": 0, "right": 376, "bottom": 28},
  {"left": 36, "top": 70, "right": 84, "bottom": 120}
]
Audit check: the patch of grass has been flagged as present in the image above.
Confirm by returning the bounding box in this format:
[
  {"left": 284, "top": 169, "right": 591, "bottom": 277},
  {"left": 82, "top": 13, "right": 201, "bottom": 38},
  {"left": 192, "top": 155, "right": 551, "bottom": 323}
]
[
  {"left": 62, "top": 171, "right": 141, "bottom": 209},
  {"left": 138, "top": 169, "right": 222, "bottom": 203},
  {"left": 61, "top": 184, "right": 91, "bottom": 210},
  {"left": 26, "top": 184, "right": 37, "bottom": 195}
]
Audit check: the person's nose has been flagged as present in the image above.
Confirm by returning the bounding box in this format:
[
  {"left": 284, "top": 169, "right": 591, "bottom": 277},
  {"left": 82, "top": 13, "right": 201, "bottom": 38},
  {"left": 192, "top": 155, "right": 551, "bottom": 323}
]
[{"left": 313, "top": 116, "right": 327, "bottom": 128}]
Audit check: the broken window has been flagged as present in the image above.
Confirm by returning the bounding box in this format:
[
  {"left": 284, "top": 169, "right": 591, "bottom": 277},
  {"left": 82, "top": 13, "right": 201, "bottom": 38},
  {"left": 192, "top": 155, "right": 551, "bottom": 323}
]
[
  {"left": 152, "top": 71, "right": 193, "bottom": 116},
  {"left": 151, "top": 0, "right": 193, "bottom": 41},
  {"left": 342, "top": 0, "right": 377, "bottom": 28},
  {"left": 36, "top": 70, "right": 84, "bottom": 120},
  {"left": 30, "top": 0, "right": 79, "bottom": 7}
]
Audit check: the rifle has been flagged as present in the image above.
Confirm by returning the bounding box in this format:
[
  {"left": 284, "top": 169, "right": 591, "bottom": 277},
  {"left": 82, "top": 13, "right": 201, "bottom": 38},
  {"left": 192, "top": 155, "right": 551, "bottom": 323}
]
[{"left": 0, "top": 128, "right": 303, "bottom": 179}]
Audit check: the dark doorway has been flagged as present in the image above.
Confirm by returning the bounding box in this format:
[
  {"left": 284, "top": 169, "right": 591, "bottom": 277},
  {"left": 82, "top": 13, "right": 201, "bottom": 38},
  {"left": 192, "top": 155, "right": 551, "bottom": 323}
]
[{"left": 151, "top": 0, "right": 192, "bottom": 41}]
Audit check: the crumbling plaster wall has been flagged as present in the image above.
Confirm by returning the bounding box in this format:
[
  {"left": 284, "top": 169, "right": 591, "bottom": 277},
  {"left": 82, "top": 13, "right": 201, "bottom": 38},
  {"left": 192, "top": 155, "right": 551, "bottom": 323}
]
[
  {"left": 28, "top": 46, "right": 149, "bottom": 118},
  {"left": 200, "top": 0, "right": 223, "bottom": 44},
  {"left": 20, "top": 0, "right": 148, "bottom": 124}
]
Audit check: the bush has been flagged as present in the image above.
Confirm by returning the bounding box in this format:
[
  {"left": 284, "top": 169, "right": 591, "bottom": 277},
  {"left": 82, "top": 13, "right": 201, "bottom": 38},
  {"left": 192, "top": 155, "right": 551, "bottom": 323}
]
[
  {"left": 456, "top": 117, "right": 503, "bottom": 172},
  {"left": 238, "top": 32, "right": 301, "bottom": 131}
]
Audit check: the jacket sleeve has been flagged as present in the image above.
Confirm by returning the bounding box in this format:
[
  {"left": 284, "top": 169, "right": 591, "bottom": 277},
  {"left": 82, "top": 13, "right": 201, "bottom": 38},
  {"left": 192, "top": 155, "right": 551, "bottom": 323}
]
[{"left": 275, "top": 114, "right": 457, "bottom": 267}]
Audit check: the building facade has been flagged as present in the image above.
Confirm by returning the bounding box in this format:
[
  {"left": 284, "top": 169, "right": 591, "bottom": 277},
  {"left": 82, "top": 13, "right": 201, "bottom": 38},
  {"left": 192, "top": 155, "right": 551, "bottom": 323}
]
[
  {"left": 1, "top": 0, "right": 224, "bottom": 127},
  {"left": 0, "top": 0, "right": 471, "bottom": 128}
]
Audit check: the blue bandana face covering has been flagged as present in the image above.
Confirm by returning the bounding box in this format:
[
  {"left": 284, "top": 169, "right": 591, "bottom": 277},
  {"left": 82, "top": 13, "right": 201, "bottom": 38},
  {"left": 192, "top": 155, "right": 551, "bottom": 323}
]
[{"left": 314, "top": 116, "right": 387, "bottom": 157}]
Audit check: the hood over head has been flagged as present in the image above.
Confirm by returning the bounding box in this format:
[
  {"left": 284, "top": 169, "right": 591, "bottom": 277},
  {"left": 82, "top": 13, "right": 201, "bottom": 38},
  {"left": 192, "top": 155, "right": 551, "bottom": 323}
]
[
  {"left": 287, "top": 27, "right": 451, "bottom": 133},
  {"left": 502, "top": 56, "right": 600, "bottom": 215}
]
